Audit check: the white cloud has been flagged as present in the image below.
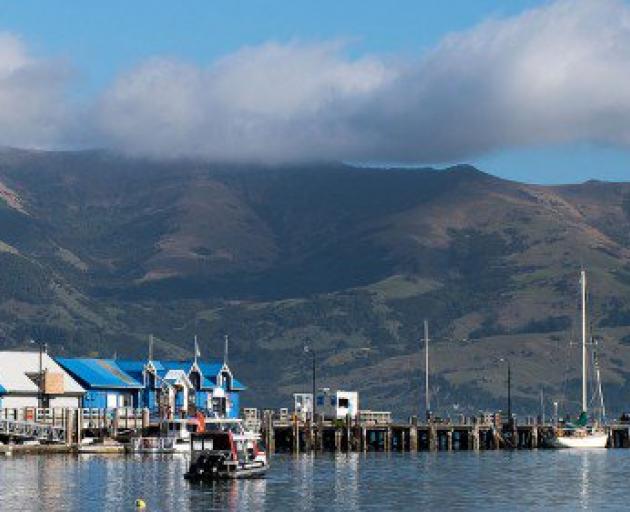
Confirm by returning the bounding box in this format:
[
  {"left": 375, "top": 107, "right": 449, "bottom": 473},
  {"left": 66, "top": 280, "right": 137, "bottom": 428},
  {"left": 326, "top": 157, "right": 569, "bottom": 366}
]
[
  {"left": 5, "top": 0, "right": 630, "bottom": 164},
  {"left": 95, "top": 41, "right": 392, "bottom": 162},
  {"left": 0, "top": 33, "right": 73, "bottom": 149}
]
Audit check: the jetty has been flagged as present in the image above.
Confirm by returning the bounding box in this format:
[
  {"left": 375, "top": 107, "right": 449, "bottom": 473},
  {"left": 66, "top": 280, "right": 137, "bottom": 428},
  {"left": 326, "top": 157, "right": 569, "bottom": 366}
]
[
  {"left": 254, "top": 408, "right": 630, "bottom": 453},
  {"left": 1, "top": 405, "right": 630, "bottom": 454}
]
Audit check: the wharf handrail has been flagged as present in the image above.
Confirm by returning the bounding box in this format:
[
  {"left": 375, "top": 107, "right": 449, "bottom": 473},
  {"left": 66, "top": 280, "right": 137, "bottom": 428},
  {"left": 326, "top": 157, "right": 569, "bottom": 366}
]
[
  {"left": 358, "top": 410, "right": 392, "bottom": 426},
  {"left": 0, "top": 417, "right": 67, "bottom": 443}
]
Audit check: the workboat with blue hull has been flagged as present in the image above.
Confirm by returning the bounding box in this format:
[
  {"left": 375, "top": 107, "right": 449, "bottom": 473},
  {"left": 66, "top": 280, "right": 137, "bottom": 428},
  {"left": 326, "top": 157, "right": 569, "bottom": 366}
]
[{"left": 185, "top": 420, "right": 267, "bottom": 480}]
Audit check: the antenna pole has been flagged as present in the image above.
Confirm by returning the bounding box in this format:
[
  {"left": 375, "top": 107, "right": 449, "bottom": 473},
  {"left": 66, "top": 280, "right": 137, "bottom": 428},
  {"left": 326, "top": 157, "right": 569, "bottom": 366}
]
[
  {"left": 224, "top": 335, "right": 229, "bottom": 366},
  {"left": 149, "top": 334, "right": 154, "bottom": 362}
]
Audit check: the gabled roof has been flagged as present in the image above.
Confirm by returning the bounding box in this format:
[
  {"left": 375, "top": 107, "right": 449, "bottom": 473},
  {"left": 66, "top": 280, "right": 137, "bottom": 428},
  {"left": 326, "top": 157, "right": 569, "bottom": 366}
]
[
  {"left": 163, "top": 369, "right": 192, "bottom": 388},
  {"left": 115, "top": 360, "right": 148, "bottom": 384},
  {"left": 231, "top": 378, "right": 246, "bottom": 391},
  {"left": 198, "top": 362, "right": 223, "bottom": 376},
  {"left": 56, "top": 358, "right": 142, "bottom": 389},
  {"left": 0, "top": 351, "right": 84, "bottom": 394}
]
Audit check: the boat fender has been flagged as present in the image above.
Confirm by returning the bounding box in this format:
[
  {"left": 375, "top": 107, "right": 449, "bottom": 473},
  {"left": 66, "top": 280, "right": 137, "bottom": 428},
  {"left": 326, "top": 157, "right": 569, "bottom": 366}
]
[{"left": 135, "top": 498, "right": 146, "bottom": 509}]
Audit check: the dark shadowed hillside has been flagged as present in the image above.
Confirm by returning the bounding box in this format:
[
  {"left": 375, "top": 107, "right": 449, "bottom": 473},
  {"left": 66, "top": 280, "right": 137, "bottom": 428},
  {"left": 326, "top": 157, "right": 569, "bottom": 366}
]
[{"left": 1, "top": 148, "right": 630, "bottom": 417}]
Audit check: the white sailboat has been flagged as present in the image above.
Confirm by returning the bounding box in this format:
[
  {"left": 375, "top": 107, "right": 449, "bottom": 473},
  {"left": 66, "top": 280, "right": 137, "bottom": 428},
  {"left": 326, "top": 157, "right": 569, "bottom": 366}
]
[{"left": 548, "top": 270, "right": 607, "bottom": 449}]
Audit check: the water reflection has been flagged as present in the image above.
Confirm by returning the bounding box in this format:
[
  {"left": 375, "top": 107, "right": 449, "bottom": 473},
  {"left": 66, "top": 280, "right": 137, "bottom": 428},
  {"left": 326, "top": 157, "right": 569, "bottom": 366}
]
[{"left": 0, "top": 450, "right": 625, "bottom": 511}]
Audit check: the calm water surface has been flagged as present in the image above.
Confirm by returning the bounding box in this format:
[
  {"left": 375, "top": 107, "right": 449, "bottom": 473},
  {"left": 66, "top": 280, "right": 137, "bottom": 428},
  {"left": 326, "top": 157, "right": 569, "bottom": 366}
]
[{"left": 1, "top": 450, "right": 628, "bottom": 511}]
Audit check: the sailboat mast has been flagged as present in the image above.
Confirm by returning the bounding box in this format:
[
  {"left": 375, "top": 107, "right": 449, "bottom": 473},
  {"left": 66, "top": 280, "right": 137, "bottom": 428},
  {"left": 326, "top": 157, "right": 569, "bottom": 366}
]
[{"left": 581, "top": 270, "right": 587, "bottom": 414}]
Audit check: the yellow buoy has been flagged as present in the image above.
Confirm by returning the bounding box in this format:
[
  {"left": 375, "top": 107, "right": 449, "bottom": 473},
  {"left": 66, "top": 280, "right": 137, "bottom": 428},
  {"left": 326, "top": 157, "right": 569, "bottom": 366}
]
[{"left": 135, "top": 498, "right": 146, "bottom": 509}]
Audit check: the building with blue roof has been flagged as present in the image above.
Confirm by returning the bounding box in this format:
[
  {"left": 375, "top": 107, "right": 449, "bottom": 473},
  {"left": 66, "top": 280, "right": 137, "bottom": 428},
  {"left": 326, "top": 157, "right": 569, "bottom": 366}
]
[
  {"left": 56, "top": 358, "right": 143, "bottom": 409},
  {"left": 56, "top": 350, "right": 246, "bottom": 419}
]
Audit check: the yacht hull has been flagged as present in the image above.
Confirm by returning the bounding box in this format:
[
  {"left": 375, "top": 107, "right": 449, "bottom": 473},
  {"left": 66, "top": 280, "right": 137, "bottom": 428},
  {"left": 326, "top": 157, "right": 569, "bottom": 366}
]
[{"left": 547, "top": 433, "right": 608, "bottom": 449}]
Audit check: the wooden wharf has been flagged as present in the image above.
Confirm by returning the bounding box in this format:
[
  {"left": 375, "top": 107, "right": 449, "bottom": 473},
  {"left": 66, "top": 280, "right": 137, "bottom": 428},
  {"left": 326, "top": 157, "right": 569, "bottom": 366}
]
[
  {"left": 2, "top": 406, "right": 630, "bottom": 454},
  {"left": 260, "top": 411, "right": 630, "bottom": 454}
]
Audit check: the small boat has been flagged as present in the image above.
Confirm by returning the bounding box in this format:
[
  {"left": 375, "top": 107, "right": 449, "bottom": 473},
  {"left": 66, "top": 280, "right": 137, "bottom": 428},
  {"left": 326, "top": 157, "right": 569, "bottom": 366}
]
[
  {"left": 130, "top": 436, "right": 176, "bottom": 454},
  {"left": 547, "top": 270, "right": 608, "bottom": 449},
  {"left": 185, "top": 420, "right": 267, "bottom": 480},
  {"left": 77, "top": 438, "right": 125, "bottom": 454},
  {"left": 130, "top": 416, "right": 203, "bottom": 454},
  {"left": 164, "top": 418, "right": 197, "bottom": 453}
]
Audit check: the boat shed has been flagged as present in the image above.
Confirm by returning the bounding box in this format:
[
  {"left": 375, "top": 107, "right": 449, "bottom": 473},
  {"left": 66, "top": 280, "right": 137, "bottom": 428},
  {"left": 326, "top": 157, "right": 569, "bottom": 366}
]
[
  {"left": 56, "top": 358, "right": 143, "bottom": 409},
  {"left": 0, "top": 351, "right": 85, "bottom": 408},
  {"left": 193, "top": 361, "right": 246, "bottom": 419},
  {"left": 117, "top": 358, "right": 246, "bottom": 418}
]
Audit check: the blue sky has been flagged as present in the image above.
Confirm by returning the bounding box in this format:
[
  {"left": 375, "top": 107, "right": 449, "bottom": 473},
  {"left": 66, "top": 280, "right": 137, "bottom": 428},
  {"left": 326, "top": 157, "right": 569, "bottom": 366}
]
[
  {"left": 1, "top": 0, "right": 544, "bottom": 87},
  {"left": 1, "top": 0, "right": 629, "bottom": 184}
]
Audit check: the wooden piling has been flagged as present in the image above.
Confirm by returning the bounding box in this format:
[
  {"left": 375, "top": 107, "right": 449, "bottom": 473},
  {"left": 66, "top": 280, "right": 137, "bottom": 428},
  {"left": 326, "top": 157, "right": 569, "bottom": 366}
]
[
  {"left": 292, "top": 419, "right": 300, "bottom": 454},
  {"left": 65, "top": 409, "right": 74, "bottom": 445},
  {"left": 428, "top": 426, "right": 437, "bottom": 451},
  {"left": 409, "top": 417, "right": 418, "bottom": 452},
  {"left": 141, "top": 408, "right": 150, "bottom": 431}
]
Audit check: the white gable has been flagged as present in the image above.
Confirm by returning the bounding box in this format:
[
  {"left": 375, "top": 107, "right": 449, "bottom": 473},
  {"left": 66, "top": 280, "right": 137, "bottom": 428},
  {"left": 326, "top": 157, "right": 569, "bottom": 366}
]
[{"left": 0, "top": 351, "right": 85, "bottom": 394}]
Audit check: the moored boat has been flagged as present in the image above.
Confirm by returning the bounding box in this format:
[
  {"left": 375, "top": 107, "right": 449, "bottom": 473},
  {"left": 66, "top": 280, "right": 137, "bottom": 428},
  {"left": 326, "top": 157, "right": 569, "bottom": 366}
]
[
  {"left": 129, "top": 436, "right": 176, "bottom": 454},
  {"left": 547, "top": 270, "right": 608, "bottom": 449},
  {"left": 185, "top": 420, "right": 267, "bottom": 480}
]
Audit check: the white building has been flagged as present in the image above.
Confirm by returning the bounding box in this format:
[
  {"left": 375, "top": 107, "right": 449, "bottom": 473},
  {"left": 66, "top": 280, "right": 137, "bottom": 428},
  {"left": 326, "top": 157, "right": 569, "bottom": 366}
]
[
  {"left": 293, "top": 393, "right": 314, "bottom": 420},
  {"left": 316, "top": 388, "right": 359, "bottom": 420},
  {"left": 0, "top": 351, "right": 85, "bottom": 409}
]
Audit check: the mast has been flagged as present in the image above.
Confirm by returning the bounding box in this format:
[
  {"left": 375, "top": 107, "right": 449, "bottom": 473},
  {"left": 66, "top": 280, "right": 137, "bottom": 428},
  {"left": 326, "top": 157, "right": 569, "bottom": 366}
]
[
  {"left": 424, "top": 320, "right": 430, "bottom": 417},
  {"left": 581, "top": 270, "right": 587, "bottom": 414}
]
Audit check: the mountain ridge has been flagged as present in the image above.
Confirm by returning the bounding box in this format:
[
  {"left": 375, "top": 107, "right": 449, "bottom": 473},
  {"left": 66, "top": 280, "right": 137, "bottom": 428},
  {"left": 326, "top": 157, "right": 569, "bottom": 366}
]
[{"left": 1, "top": 150, "right": 630, "bottom": 417}]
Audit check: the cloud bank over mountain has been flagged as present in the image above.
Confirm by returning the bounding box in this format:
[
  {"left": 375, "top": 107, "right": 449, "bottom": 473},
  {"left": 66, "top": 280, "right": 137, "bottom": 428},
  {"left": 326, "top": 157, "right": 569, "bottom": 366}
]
[{"left": 2, "top": 0, "right": 630, "bottom": 163}]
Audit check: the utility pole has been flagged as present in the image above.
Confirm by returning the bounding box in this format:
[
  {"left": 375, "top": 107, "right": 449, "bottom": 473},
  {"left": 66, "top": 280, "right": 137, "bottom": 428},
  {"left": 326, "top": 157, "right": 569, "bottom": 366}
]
[
  {"left": 499, "top": 357, "right": 512, "bottom": 426},
  {"left": 304, "top": 346, "right": 316, "bottom": 421},
  {"left": 507, "top": 360, "right": 512, "bottom": 425},
  {"left": 424, "top": 320, "right": 430, "bottom": 419},
  {"left": 38, "top": 341, "right": 48, "bottom": 409}
]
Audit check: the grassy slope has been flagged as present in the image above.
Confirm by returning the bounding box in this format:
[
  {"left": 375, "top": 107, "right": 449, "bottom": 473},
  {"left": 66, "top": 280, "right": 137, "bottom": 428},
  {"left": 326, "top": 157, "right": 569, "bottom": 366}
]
[{"left": 1, "top": 150, "right": 630, "bottom": 417}]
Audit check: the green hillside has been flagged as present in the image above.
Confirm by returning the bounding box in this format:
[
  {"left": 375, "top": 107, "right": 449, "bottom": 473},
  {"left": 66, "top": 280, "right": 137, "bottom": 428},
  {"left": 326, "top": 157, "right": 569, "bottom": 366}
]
[{"left": 1, "top": 148, "right": 630, "bottom": 418}]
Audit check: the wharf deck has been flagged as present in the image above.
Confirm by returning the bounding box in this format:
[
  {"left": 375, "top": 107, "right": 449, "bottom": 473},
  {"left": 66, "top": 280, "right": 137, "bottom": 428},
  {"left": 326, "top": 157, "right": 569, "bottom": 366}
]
[{"left": 262, "top": 418, "right": 630, "bottom": 453}]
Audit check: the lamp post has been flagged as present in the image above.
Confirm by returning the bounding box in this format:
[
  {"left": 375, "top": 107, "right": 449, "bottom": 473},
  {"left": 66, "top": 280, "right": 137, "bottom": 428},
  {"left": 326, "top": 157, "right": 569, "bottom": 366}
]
[
  {"left": 304, "top": 345, "right": 316, "bottom": 421},
  {"left": 499, "top": 357, "right": 512, "bottom": 427},
  {"left": 32, "top": 339, "right": 48, "bottom": 409}
]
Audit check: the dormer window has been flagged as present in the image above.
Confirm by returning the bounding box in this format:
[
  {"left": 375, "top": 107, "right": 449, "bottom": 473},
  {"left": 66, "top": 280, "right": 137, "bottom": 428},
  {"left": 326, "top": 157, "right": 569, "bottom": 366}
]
[
  {"left": 221, "top": 370, "right": 232, "bottom": 390},
  {"left": 146, "top": 370, "right": 156, "bottom": 389},
  {"left": 190, "top": 370, "right": 201, "bottom": 391}
]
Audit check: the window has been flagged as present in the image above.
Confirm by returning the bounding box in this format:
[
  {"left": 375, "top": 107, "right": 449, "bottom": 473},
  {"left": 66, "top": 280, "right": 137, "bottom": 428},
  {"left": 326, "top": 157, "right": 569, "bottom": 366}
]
[
  {"left": 330, "top": 397, "right": 336, "bottom": 406},
  {"left": 338, "top": 398, "right": 349, "bottom": 408},
  {"left": 317, "top": 396, "right": 324, "bottom": 406},
  {"left": 221, "top": 371, "right": 232, "bottom": 390},
  {"left": 190, "top": 371, "right": 201, "bottom": 390},
  {"left": 106, "top": 393, "right": 118, "bottom": 409}
]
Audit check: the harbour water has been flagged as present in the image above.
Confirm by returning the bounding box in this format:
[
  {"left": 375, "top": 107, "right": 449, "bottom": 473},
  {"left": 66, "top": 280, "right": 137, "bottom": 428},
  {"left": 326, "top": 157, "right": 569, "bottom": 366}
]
[{"left": 0, "top": 450, "right": 626, "bottom": 511}]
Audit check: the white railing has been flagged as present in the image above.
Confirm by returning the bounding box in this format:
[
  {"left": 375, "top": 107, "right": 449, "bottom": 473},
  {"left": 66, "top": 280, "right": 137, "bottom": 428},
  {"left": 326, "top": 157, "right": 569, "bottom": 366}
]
[{"left": 358, "top": 410, "right": 392, "bottom": 426}]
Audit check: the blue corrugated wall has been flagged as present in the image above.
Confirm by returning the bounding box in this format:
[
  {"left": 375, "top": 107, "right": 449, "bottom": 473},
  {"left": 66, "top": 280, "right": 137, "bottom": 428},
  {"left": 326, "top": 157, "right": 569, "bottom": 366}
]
[{"left": 228, "top": 392, "right": 240, "bottom": 419}]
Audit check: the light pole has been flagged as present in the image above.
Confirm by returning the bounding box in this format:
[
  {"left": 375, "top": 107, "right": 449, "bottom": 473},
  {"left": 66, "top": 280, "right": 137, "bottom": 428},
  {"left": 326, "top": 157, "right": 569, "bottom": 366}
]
[
  {"left": 499, "top": 357, "right": 512, "bottom": 426},
  {"left": 32, "top": 339, "right": 48, "bottom": 409},
  {"left": 304, "top": 345, "right": 316, "bottom": 421}
]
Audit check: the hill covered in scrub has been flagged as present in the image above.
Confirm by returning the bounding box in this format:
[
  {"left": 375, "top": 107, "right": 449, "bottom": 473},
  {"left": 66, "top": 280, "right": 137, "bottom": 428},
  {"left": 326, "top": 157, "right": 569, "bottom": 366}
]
[{"left": 1, "top": 148, "right": 630, "bottom": 417}]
